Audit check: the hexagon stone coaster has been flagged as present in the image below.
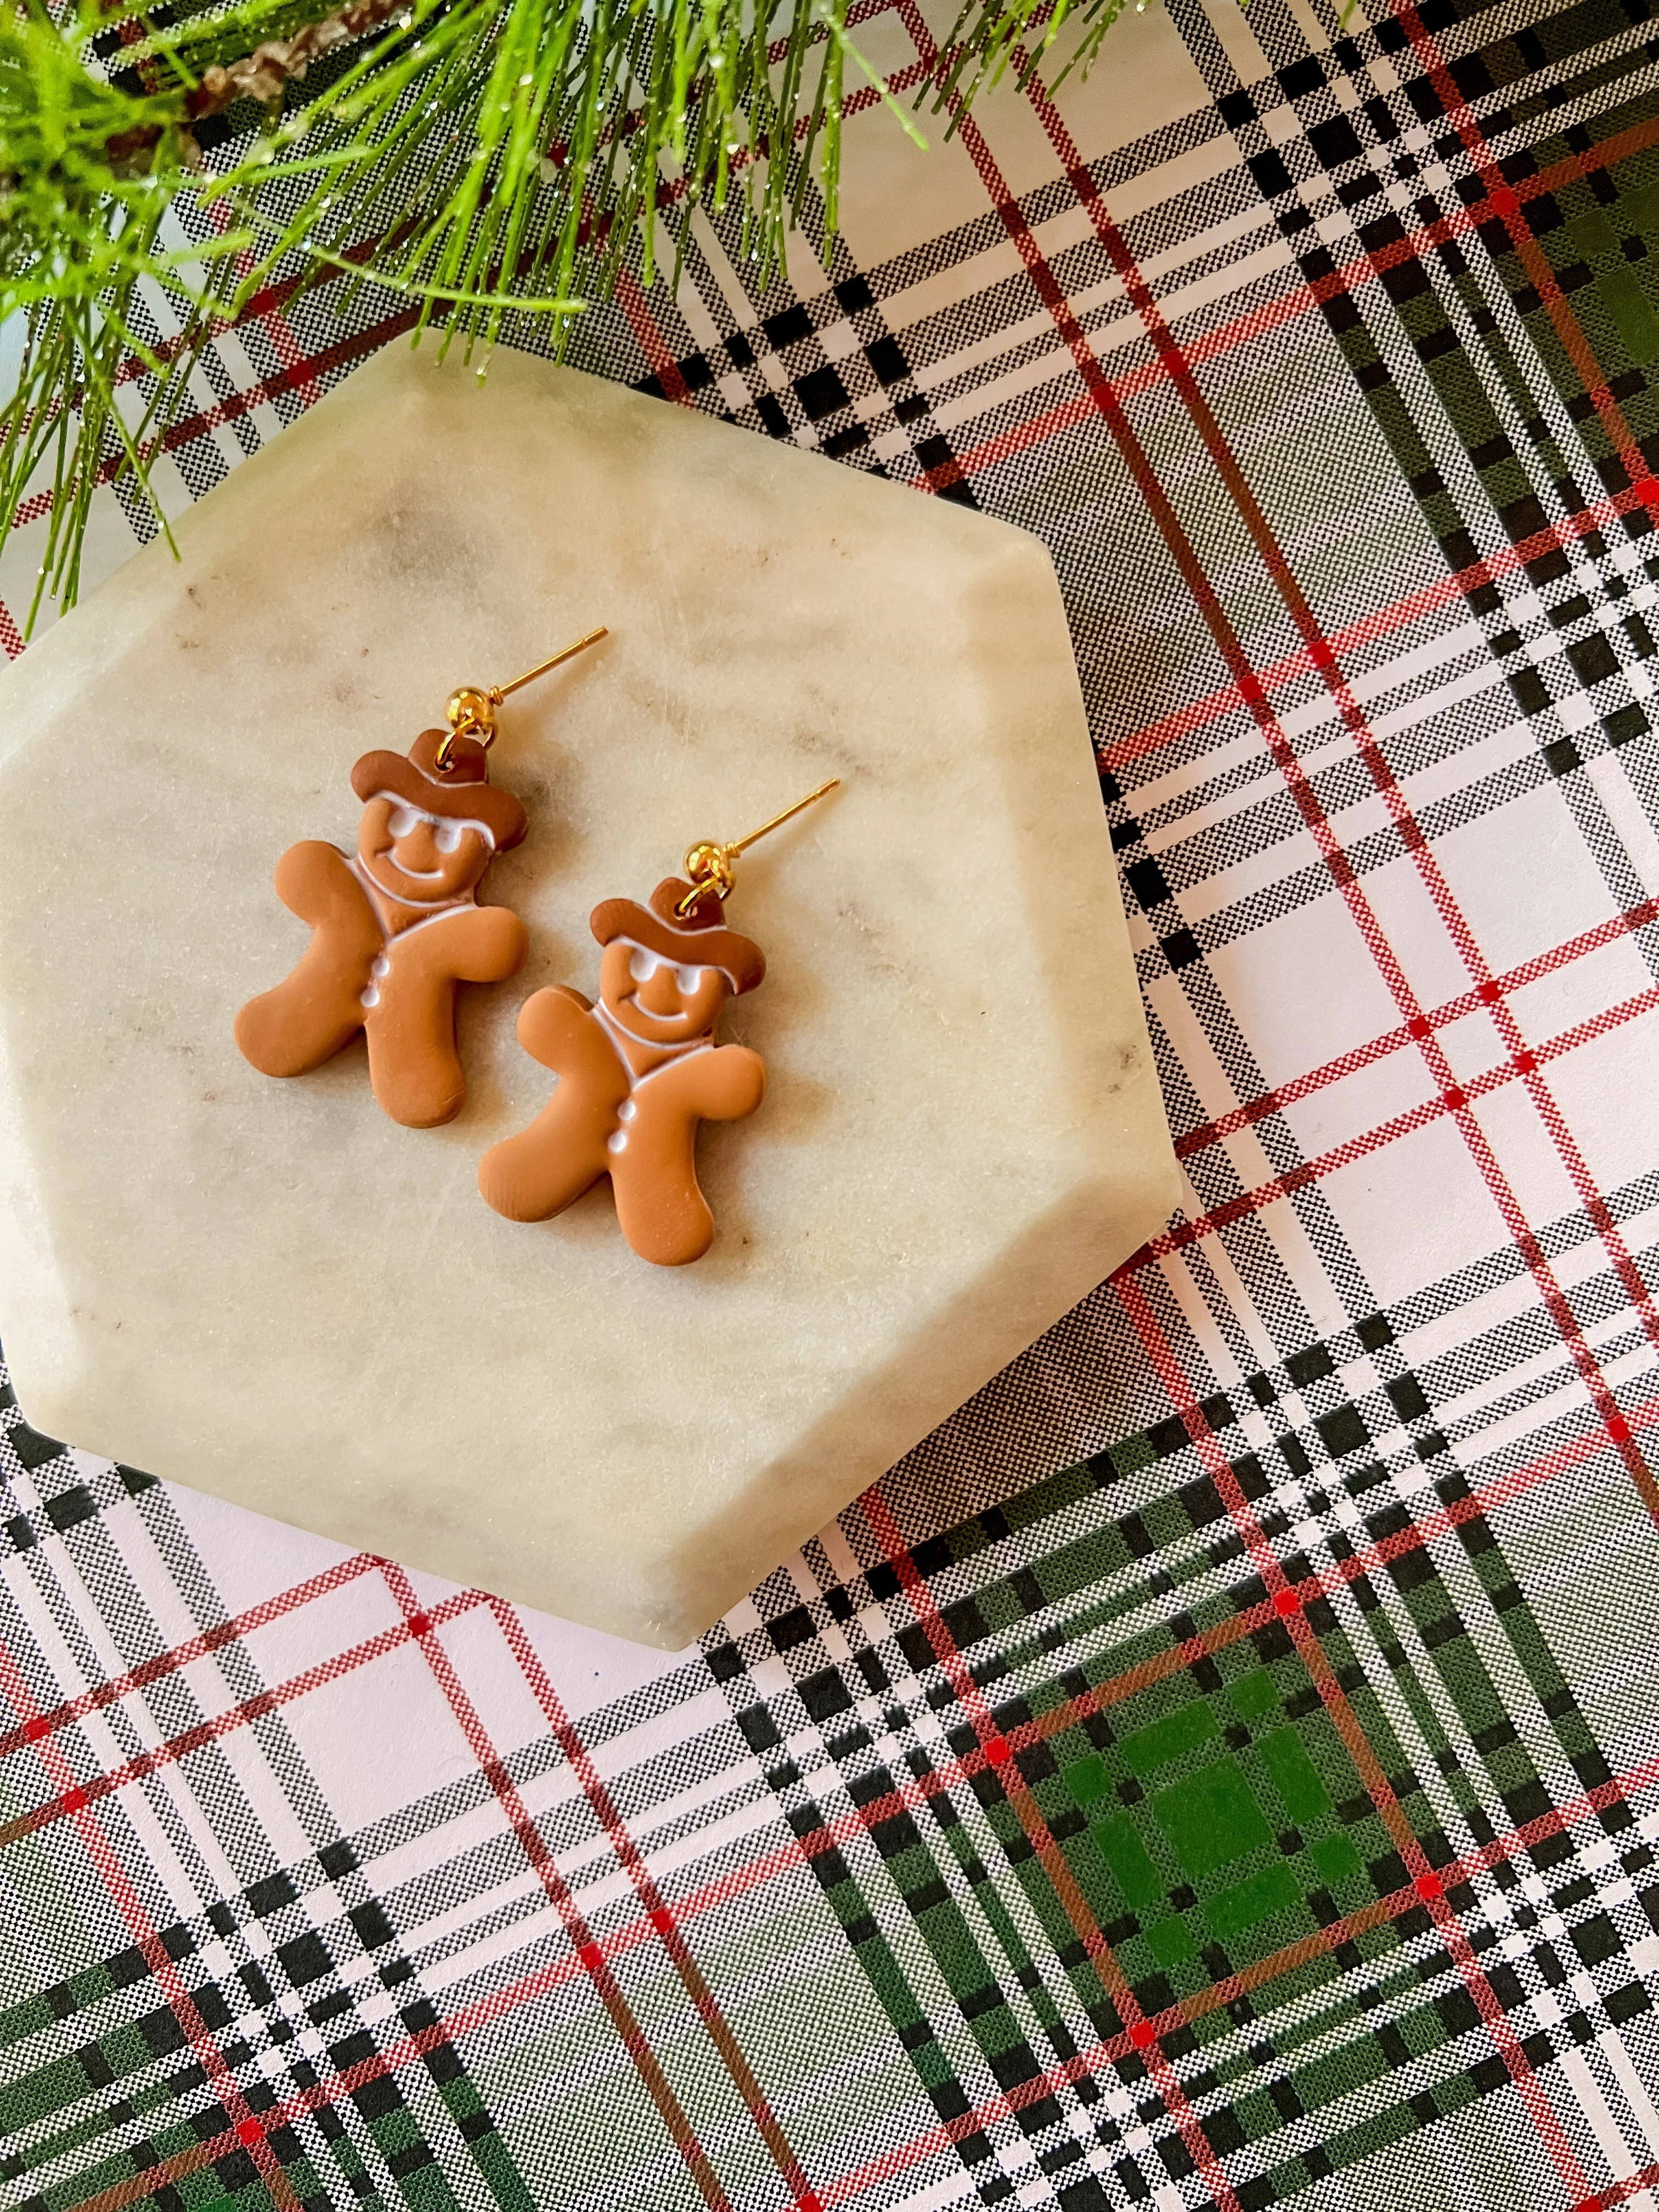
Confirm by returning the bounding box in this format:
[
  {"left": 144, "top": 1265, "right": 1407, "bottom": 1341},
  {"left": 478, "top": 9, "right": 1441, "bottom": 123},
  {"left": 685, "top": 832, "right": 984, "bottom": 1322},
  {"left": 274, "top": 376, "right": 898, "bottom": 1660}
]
[{"left": 0, "top": 347, "right": 1177, "bottom": 1649}]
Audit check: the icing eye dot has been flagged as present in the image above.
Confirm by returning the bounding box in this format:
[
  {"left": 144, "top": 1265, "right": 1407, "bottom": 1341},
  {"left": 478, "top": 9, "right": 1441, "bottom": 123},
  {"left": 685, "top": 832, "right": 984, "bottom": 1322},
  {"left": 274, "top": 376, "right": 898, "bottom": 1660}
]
[
  {"left": 435, "top": 819, "right": 462, "bottom": 854},
  {"left": 676, "top": 966, "right": 702, "bottom": 994},
  {"left": 389, "top": 805, "right": 418, "bottom": 839},
  {"left": 629, "top": 946, "right": 660, "bottom": 983}
]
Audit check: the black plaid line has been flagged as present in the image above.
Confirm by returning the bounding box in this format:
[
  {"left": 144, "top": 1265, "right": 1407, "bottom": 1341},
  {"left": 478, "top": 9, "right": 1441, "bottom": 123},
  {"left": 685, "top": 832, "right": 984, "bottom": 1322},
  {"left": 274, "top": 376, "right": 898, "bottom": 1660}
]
[
  {"left": 19, "top": 0, "right": 1659, "bottom": 2194},
  {"left": 1194, "top": 4, "right": 1659, "bottom": 712},
  {"left": 730, "top": 1645, "right": 1205, "bottom": 2186},
  {"left": 912, "top": 1350, "right": 1608, "bottom": 1831},
  {"left": 2, "top": 1457, "right": 158, "bottom": 1555},
  {"left": 641, "top": 298, "right": 964, "bottom": 482},
  {"left": 1143, "top": 1003, "right": 1398, "bottom": 1429},
  {"left": 849, "top": 1345, "right": 1654, "bottom": 2159},
  {"left": 1126, "top": 691, "right": 1659, "bottom": 988},
  {"left": 9, "top": 1841, "right": 534, "bottom": 2202},
  {"left": 620, "top": 202, "right": 989, "bottom": 493},
  {"left": 0, "top": 1426, "right": 742, "bottom": 2196}
]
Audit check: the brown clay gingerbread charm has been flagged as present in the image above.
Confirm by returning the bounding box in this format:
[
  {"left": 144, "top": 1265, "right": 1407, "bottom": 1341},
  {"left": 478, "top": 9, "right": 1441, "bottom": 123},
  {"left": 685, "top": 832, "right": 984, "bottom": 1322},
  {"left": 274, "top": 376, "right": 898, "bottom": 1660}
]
[
  {"left": 479, "top": 779, "right": 838, "bottom": 1266},
  {"left": 234, "top": 631, "right": 605, "bottom": 1128}
]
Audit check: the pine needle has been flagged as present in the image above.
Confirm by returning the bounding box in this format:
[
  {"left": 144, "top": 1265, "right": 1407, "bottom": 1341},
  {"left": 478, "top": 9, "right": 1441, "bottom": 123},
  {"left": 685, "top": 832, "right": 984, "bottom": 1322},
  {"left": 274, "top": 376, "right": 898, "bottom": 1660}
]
[{"left": 0, "top": 0, "right": 1131, "bottom": 627}]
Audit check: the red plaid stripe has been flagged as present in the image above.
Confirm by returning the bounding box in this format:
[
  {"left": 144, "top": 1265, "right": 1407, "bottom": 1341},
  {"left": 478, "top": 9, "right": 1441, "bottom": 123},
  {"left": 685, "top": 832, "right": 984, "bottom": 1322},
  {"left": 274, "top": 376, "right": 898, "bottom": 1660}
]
[{"left": 5, "top": 7, "right": 1659, "bottom": 2205}]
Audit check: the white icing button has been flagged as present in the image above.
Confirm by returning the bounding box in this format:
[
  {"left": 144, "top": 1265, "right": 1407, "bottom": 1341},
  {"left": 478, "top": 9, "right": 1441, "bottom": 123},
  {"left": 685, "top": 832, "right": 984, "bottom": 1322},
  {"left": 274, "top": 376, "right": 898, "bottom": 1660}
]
[
  {"left": 360, "top": 986, "right": 380, "bottom": 1009},
  {"left": 371, "top": 955, "right": 391, "bottom": 978},
  {"left": 606, "top": 1131, "right": 628, "bottom": 1154},
  {"left": 618, "top": 1098, "right": 637, "bottom": 1122}
]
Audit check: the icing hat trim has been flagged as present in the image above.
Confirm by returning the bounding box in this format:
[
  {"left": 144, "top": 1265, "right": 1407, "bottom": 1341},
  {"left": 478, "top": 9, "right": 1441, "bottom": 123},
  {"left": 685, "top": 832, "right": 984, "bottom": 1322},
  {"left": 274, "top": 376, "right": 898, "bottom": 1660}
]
[
  {"left": 590, "top": 878, "right": 765, "bottom": 995},
  {"left": 351, "top": 729, "right": 528, "bottom": 851}
]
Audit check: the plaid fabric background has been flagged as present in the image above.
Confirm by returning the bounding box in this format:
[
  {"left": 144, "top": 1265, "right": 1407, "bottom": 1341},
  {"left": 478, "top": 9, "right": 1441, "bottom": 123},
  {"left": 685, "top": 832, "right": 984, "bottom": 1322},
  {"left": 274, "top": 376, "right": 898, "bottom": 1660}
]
[{"left": 4, "top": 0, "right": 1659, "bottom": 2203}]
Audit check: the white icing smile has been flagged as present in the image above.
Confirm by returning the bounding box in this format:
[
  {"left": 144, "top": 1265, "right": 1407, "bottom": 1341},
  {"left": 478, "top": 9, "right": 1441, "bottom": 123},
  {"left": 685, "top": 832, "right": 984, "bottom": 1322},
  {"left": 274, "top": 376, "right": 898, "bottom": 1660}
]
[
  {"left": 610, "top": 943, "right": 707, "bottom": 1033},
  {"left": 362, "top": 792, "right": 495, "bottom": 891}
]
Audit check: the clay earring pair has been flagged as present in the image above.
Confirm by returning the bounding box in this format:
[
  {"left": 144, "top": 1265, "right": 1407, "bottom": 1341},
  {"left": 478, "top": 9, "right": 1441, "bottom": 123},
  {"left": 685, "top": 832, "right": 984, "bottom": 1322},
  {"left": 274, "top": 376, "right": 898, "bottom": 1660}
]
[{"left": 234, "top": 634, "right": 838, "bottom": 1267}]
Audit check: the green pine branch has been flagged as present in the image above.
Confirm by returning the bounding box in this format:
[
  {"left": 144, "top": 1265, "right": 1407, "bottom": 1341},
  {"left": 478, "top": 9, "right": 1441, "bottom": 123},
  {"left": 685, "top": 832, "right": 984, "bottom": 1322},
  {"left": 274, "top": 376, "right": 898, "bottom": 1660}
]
[{"left": 0, "top": 0, "right": 1114, "bottom": 627}]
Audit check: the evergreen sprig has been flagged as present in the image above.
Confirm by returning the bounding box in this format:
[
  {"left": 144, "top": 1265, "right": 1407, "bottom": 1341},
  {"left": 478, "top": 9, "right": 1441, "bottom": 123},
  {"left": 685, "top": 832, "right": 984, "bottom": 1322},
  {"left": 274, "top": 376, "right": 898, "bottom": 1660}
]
[{"left": 0, "top": 0, "right": 1103, "bottom": 625}]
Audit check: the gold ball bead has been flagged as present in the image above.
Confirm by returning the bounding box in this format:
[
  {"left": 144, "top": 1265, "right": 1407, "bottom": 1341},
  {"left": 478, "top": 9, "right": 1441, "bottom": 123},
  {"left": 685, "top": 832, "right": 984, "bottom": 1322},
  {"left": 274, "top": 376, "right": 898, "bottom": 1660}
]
[
  {"left": 446, "top": 685, "right": 496, "bottom": 736},
  {"left": 684, "top": 840, "right": 734, "bottom": 894}
]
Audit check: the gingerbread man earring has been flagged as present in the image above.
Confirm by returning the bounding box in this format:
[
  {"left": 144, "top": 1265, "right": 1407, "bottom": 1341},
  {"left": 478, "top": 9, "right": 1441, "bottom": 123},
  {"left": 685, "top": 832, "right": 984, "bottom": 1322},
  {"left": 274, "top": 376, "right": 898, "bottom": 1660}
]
[
  {"left": 478, "top": 777, "right": 840, "bottom": 1266},
  {"left": 234, "top": 628, "right": 606, "bottom": 1129}
]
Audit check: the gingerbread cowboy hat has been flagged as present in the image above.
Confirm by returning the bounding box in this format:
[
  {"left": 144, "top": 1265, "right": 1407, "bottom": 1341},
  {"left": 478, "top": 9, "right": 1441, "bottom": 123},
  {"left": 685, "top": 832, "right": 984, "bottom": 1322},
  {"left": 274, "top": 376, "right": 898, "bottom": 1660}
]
[
  {"left": 351, "top": 728, "right": 528, "bottom": 851},
  {"left": 589, "top": 878, "right": 766, "bottom": 995}
]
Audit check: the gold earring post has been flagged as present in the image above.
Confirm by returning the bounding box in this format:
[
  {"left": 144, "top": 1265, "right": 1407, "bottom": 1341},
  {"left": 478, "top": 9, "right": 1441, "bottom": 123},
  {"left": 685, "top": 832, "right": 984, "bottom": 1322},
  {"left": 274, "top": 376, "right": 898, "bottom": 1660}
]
[
  {"left": 438, "top": 625, "right": 609, "bottom": 770},
  {"left": 676, "top": 777, "right": 841, "bottom": 917},
  {"left": 496, "top": 627, "right": 611, "bottom": 698},
  {"left": 728, "top": 778, "right": 842, "bottom": 856}
]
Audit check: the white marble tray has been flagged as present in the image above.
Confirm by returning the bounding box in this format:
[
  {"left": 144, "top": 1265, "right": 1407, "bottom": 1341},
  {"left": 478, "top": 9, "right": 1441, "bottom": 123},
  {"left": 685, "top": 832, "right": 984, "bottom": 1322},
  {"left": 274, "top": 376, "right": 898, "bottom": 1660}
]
[{"left": 0, "top": 347, "right": 1177, "bottom": 1646}]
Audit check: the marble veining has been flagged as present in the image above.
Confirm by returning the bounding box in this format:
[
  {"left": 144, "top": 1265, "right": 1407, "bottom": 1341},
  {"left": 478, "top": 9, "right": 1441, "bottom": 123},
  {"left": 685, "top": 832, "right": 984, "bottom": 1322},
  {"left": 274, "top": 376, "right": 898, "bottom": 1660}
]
[{"left": 0, "top": 347, "right": 1179, "bottom": 1648}]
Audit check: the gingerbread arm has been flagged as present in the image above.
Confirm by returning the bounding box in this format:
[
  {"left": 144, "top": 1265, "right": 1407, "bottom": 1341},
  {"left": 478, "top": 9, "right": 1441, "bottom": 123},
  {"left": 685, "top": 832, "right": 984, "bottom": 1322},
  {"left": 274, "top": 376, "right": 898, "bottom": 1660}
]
[
  {"left": 272, "top": 840, "right": 363, "bottom": 926},
  {"left": 235, "top": 842, "right": 380, "bottom": 1079},
  {"left": 438, "top": 901, "right": 530, "bottom": 984},
  {"left": 357, "top": 905, "right": 529, "bottom": 1128},
  {"left": 514, "top": 984, "right": 602, "bottom": 1071},
  {"left": 608, "top": 1045, "right": 766, "bottom": 1267},
  {"left": 477, "top": 991, "right": 630, "bottom": 1223},
  {"left": 675, "top": 1042, "right": 766, "bottom": 1124}
]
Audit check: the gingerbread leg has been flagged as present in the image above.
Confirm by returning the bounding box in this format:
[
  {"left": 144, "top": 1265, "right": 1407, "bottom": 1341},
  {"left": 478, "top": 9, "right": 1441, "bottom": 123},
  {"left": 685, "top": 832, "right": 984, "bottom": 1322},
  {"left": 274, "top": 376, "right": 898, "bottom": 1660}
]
[
  {"left": 478, "top": 1092, "right": 613, "bottom": 1221},
  {"left": 236, "top": 842, "right": 382, "bottom": 1080},
  {"left": 611, "top": 1148, "right": 716, "bottom": 1267},
  {"left": 364, "top": 984, "right": 469, "bottom": 1129},
  {"left": 234, "top": 967, "right": 364, "bottom": 1079},
  {"left": 606, "top": 1047, "right": 763, "bottom": 1266}
]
